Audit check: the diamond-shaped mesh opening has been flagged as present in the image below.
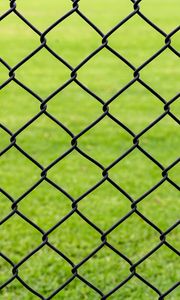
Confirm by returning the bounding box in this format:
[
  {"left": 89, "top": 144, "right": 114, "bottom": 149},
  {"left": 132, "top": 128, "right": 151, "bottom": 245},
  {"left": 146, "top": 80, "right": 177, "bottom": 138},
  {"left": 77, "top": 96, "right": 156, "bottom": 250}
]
[
  {"left": 17, "top": 0, "right": 70, "bottom": 31},
  {"left": 19, "top": 245, "right": 72, "bottom": 298},
  {"left": 0, "top": 148, "right": 40, "bottom": 198},
  {"left": 19, "top": 181, "right": 71, "bottom": 231},
  {"left": 78, "top": 48, "right": 132, "bottom": 100},
  {"left": 0, "top": 280, "right": 37, "bottom": 300},
  {"left": 15, "top": 48, "right": 70, "bottom": 98},
  {"left": 52, "top": 277, "right": 100, "bottom": 300},
  {"left": 78, "top": 180, "right": 130, "bottom": 231},
  {"left": 17, "top": 114, "right": 71, "bottom": 166},
  {"left": 108, "top": 213, "right": 160, "bottom": 261},
  {"left": 141, "top": 49, "right": 179, "bottom": 99},
  {"left": 138, "top": 181, "right": 179, "bottom": 231},
  {"left": 47, "top": 82, "right": 102, "bottom": 134},
  {"left": 49, "top": 213, "right": 101, "bottom": 263},
  {"left": 141, "top": 0, "right": 179, "bottom": 32},
  {"left": 0, "top": 214, "right": 41, "bottom": 262},
  {"left": 0, "top": 13, "right": 39, "bottom": 65},
  {"left": 137, "top": 245, "right": 179, "bottom": 292},
  {"left": 109, "top": 276, "right": 159, "bottom": 300},
  {"left": 79, "top": 116, "right": 132, "bottom": 166},
  {"left": 109, "top": 148, "right": 162, "bottom": 199},
  {"left": 109, "top": 14, "right": 164, "bottom": 66},
  {"left": 0, "top": 82, "right": 39, "bottom": 131},
  {"left": 79, "top": 245, "right": 130, "bottom": 294},
  {"left": 47, "top": 13, "right": 100, "bottom": 66},
  {"left": 110, "top": 81, "right": 163, "bottom": 133},
  {"left": 140, "top": 115, "right": 180, "bottom": 166},
  {"left": 80, "top": 0, "right": 132, "bottom": 32},
  {"left": 48, "top": 150, "right": 102, "bottom": 198}
]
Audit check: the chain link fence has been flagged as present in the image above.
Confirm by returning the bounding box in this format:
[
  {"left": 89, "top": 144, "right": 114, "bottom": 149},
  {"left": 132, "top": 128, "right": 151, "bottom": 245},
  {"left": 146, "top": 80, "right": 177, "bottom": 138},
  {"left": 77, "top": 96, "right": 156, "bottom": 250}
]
[{"left": 0, "top": 0, "right": 179, "bottom": 299}]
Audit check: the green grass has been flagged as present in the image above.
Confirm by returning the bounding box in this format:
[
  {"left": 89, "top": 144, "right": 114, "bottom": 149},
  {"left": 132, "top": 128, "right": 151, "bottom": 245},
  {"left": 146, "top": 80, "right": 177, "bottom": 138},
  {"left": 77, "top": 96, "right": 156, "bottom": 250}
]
[{"left": 0, "top": 0, "right": 180, "bottom": 299}]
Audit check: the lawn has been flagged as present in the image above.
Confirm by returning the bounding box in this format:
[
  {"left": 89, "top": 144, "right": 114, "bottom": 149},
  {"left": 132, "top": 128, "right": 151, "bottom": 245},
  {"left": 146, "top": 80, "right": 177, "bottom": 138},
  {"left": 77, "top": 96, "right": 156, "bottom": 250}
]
[{"left": 0, "top": 0, "right": 180, "bottom": 299}]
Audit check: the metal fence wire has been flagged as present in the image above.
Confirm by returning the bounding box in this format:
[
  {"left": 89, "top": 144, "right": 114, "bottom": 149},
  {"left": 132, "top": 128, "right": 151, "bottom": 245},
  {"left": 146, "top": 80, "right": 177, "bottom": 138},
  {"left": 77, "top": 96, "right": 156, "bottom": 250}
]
[{"left": 0, "top": 0, "right": 179, "bottom": 299}]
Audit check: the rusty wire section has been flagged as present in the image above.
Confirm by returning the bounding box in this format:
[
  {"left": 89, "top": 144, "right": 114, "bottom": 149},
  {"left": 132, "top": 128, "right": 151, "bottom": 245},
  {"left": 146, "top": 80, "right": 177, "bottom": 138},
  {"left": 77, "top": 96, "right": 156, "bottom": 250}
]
[{"left": 0, "top": 0, "right": 180, "bottom": 299}]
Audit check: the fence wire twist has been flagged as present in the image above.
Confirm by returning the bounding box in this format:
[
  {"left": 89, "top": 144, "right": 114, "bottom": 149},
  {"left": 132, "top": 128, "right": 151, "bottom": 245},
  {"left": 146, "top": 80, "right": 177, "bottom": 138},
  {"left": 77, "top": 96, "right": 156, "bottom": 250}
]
[{"left": 0, "top": 0, "right": 180, "bottom": 299}]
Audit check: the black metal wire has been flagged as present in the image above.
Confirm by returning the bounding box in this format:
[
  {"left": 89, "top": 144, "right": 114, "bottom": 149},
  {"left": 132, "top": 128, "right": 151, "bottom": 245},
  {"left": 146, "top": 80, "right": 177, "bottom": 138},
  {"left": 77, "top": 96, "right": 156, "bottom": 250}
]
[{"left": 0, "top": 0, "right": 179, "bottom": 299}]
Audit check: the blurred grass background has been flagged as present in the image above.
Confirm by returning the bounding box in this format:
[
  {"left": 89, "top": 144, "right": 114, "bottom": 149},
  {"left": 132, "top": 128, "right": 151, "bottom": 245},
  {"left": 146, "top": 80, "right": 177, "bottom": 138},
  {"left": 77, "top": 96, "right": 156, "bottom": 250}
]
[{"left": 0, "top": 0, "right": 180, "bottom": 299}]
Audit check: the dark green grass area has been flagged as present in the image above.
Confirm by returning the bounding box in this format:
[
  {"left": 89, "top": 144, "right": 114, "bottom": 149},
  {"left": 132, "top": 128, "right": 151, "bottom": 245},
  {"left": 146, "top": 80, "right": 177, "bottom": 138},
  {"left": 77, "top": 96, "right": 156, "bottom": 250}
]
[{"left": 0, "top": 0, "right": 180, "bottom": 299}]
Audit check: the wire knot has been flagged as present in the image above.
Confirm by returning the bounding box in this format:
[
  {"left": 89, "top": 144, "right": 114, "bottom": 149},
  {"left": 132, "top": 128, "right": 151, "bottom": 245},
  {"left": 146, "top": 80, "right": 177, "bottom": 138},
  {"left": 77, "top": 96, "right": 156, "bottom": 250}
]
[
  {"left": 10, "top": 135, "right": 16, "bottom": 144},
  {"left": 72, "top": 0, "right": 79, "bottom": 9},
  {"left": 133, "top": 0, "right": 141, "bottom": 10},
  {"left": 11, "top": 202, "right": 18, "bottom": 210},
  {"left": 40, "top": 102, "right": 47, "bottom": 111},
  {"left": 10, "top": 0, "right": 16, "bottom": 9},
  {"left": 102, "top": 104, "right": 109, "bottom": 113},
  {"left": 8, "top": 69, "right": 15, "bottom": 79},
  {"left": 12, "top": 266, "right": 18, "bottom": 275},
  {"left": 40, "top": 35, "right": 47, "bottom": 46},
  {"left": 133, "top": 136, "right": 139, "bottom": 145},
  {"left": 164, "top": 102, "right": 170, "bottom": 112},
  {"left": 133, "top": 69, "right": 140, "bottom": 80},
  {"left": 70, "top": 70, "right": 77, "bottom": 79},
  {"left": 71, "top": 137, "right": 77, "bottom": 147},
  {"left": 42, "top": 234, "right": 48, "bottom": 243}
]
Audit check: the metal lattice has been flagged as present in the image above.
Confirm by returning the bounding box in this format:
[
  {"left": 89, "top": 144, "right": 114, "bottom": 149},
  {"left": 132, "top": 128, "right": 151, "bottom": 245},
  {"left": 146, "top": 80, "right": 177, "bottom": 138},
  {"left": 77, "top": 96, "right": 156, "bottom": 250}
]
[{"left": 0, "top": 0, "right": 179, "bottom": 299}]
